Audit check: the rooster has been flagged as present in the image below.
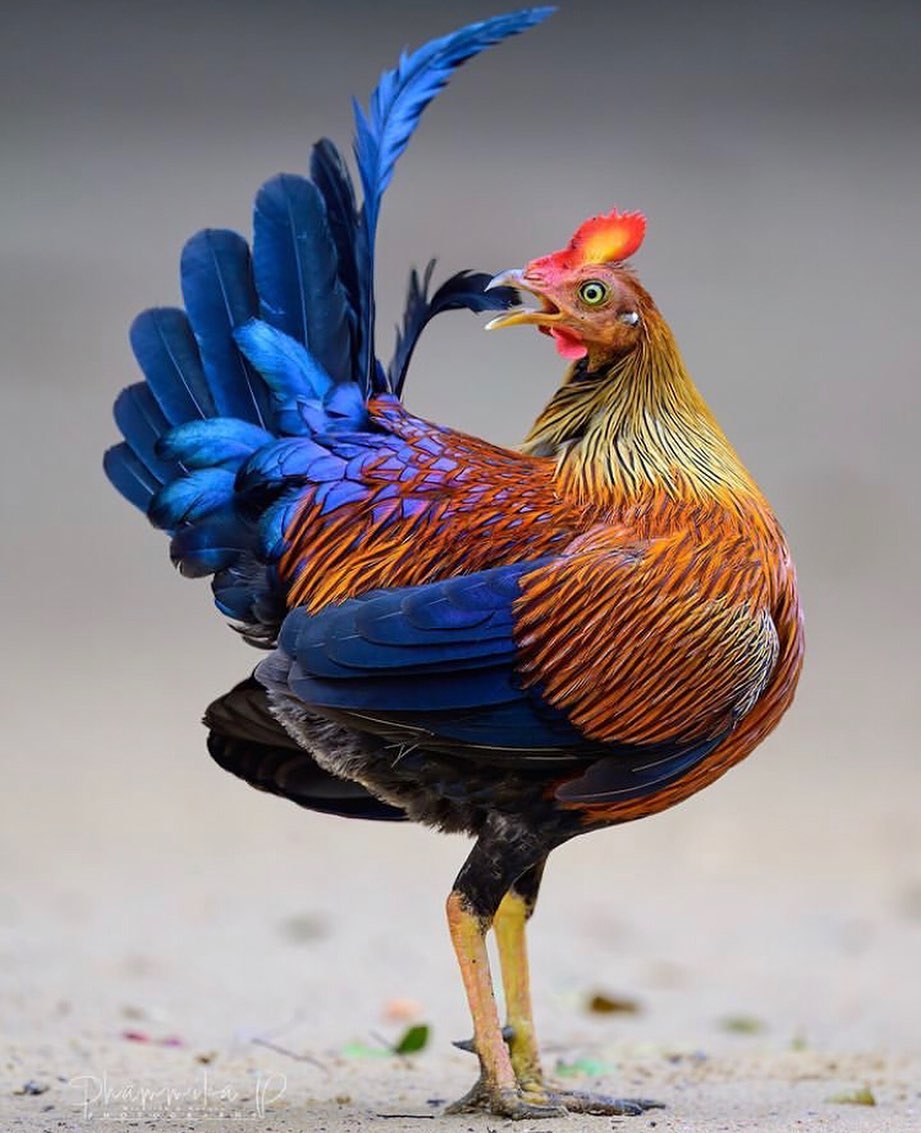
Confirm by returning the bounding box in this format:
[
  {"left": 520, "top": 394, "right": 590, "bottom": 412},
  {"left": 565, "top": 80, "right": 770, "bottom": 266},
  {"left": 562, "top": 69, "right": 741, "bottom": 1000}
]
[{"left": 104, "top": 7, "right": 804, "bottom": 1120}]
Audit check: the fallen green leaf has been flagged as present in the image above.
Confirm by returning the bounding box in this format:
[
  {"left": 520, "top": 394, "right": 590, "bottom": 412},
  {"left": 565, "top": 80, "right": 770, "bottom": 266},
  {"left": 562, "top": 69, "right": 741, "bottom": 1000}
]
[
  {"left": 393, "top": 1023, "right": 430, "bottom": 1055},
  {"left": 555, "top": 1057, "right": 616, "bottom": 1078},
  {"left": 719, "top": 1014, "right": 766, "bottom": 1035},
  {"left": 826, "top": 1087, "right": 876, "bottom": 1106},
  {"left": 341, "top": 1041, "right": 390, "bottom": 1059}
]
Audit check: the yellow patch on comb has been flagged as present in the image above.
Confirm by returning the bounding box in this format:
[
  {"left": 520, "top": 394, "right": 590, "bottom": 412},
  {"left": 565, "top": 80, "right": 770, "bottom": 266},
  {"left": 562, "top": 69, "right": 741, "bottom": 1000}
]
[
  {"left": 529, "top": 210, "right": 647, "bottom": 276},
  {"left": 572, "top": 210, "right": 646, "bottom": 266}
]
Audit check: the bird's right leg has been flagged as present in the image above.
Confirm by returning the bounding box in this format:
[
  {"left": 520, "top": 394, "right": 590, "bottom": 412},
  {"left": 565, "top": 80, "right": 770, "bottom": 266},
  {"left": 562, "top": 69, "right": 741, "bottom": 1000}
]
[
  {"left": 492, "top": 863, "right": 663, "bottom": 1117},
  {"left": 444, "top": 828, "right": 566, "bottom": 1119},
  {"left": 492, "top": 860, "right": 546, "bottom": 1091}
]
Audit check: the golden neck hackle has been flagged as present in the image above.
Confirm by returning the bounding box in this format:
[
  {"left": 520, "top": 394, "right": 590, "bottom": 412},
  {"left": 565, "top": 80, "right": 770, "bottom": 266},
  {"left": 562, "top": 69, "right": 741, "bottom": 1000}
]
[{"left": 522, "top": 307, "right": 763, "bottom": 515}]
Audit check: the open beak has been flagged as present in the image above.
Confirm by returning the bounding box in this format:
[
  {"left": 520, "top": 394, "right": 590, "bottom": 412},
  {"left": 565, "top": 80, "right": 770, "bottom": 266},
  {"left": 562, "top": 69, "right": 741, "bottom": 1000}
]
[{"left": 484, "top": 269, "right": 561, "bottom": 330}]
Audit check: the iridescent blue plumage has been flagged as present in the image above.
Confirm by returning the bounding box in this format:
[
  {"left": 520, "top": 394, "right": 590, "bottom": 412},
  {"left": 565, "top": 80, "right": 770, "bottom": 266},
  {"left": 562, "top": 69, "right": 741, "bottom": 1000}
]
[
  {"left": 233, "top": 319, "right": 333, "bottom": 402},
  {"left": 309, "top": 139, "right": 362, "bottom": 332},
  {"left": 103, "top": 444, "right": 159, "bottom": 512},
  {"left": 130, "top": 308, "right": 217, "bottom": 423},
  {"left": 260, "top": 565, "right": 728, "bottom": 783},
  {"left": 179, "top": 229, "right": 270, "bottom": 426},
  {"left": 104, "top": 8, "right": 544, "bottom": 645},
  {"left": 252, "top": 174, "right": 352, "bottom": 385},
  {"left": 147, "top": 469, "right": 236, "bottom": 531},
  {"left": 258, "top": 560, "right": 595, "bottom": 749},
  {"left": 156, "top": 419, "right": 273, "bottom": 471}
]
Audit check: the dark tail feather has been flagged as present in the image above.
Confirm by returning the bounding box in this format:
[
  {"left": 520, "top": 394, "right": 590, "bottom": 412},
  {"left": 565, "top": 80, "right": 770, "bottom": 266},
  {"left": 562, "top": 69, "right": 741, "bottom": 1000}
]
[
  {"left": 389, "top": 267, "right": 520, "bottom": 396},
  {"left": 309, "top": 138, "right": 361, "bottom": 327},
  {"left": 205, "top": 677, "right": 407, "bottom": 821}
]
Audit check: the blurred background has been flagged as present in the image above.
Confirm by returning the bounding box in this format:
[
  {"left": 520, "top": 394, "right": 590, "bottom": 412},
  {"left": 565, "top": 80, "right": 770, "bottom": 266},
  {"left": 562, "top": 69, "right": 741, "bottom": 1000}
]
[{"left": 2, "top": 0, "right": 919, "bottom": 1126}]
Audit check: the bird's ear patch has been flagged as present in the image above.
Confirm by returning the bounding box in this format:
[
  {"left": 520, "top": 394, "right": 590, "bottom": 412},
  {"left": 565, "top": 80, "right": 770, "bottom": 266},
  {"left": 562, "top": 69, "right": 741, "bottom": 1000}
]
[{"left": 539, "top": 210, "right": 646, "bottom": 273}]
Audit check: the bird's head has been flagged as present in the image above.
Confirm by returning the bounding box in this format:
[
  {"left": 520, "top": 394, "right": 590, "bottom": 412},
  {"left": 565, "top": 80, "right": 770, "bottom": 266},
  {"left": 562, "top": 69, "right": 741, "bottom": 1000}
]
[{"left": 486, "top": 210, "right": 648, "bottom": 363}]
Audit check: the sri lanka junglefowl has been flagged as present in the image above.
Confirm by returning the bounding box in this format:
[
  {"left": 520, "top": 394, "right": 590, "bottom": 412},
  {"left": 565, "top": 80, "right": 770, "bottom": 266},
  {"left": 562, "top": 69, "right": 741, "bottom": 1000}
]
[{"left": 104, "top": 7, "right": 804, "bottom": 1120}]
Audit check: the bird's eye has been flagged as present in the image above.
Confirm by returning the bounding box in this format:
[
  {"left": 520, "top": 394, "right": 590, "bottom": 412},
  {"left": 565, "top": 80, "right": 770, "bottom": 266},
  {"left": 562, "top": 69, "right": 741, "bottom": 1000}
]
[{"left": 578, "top": 280, "right": 609, "bottom": 306}]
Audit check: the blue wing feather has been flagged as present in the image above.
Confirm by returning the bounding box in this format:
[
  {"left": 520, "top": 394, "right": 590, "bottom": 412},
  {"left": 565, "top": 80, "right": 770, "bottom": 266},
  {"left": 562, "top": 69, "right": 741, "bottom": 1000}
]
[
  {"left": 262, "top": 561, "right": 589, "bottom": 741},
  {"left": 169, "top": 510, "right": 247, "bottom": 577},
  {"left": 260, "top": 562, "right": 732, "bottom": 789},
  {"left": 233, "top": 319, "right": 332, "bottom": 402},
  {"left": 149, "top": 469, "right": 236, "bottom": 530}
]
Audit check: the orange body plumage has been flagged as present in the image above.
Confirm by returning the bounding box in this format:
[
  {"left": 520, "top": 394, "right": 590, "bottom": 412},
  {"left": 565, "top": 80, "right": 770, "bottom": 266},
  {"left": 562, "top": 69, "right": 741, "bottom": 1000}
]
[{"left": 275, "top": 258, "right": 804, "bottom": 832}]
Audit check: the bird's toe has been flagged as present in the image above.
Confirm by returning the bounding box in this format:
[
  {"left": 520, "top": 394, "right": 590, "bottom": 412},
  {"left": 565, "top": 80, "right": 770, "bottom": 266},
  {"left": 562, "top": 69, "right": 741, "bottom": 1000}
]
[{"left": 544, "top": 1088, "right": 665, "bottom": 1115}]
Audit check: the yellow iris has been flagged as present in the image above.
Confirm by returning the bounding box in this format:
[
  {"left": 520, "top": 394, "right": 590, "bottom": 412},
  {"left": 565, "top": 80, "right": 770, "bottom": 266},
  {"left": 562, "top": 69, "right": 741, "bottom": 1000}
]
[{"left": 578, "top": 280, "right": 608, "bottom": 306}]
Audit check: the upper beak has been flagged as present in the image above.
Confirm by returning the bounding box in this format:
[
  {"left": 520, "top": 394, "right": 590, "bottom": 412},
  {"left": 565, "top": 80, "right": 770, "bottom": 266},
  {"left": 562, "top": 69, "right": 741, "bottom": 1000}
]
[
  {"left": 485, "top": 268, "right": 527, "bottom": 292},
  {"left": 484, "top": 269, "right": 561, "bottom": 330}
]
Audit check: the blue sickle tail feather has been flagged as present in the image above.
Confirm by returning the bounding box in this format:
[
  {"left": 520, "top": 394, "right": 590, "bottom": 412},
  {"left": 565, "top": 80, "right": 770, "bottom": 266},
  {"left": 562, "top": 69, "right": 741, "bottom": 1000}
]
[
  {"left": 352, "top": 6, "right": 554, "bottom": 388},
  {"left": 104, "top": 8, "right": 549, "bottom": 645}
]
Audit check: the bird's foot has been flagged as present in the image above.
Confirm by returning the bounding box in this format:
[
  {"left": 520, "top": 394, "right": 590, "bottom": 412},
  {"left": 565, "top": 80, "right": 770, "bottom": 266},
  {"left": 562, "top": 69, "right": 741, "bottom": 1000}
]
[
  {"left": 450, "top": 1034, "right": 664, "bottom": 1117},
  {"left": 444, "top": 1077, "right": 567, "bottom": 1119},
  {"left": 530, "top": 1085, "right": 664, "bottom": 1116},
  {"left": 445, "top": 1075, "right": 662, "bottom": 1119}
]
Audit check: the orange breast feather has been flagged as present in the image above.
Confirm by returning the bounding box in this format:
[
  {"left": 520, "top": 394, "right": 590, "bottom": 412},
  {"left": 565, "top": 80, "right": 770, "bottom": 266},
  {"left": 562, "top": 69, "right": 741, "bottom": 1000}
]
[{"left": 514, "top": 498, "right": 803, "bottom": 823}]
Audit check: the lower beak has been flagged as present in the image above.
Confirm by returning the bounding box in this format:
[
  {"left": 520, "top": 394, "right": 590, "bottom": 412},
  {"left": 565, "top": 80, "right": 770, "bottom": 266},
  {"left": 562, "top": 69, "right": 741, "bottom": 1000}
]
[{"left": 484, "top": 269, "right": 560, "bottom": 330}]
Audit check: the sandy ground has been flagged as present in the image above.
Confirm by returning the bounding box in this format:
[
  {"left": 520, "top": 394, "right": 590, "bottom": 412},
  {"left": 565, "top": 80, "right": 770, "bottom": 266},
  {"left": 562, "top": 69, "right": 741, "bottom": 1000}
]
[{"left": 3, "top": 710, "right": 920, "bottom": 1133}]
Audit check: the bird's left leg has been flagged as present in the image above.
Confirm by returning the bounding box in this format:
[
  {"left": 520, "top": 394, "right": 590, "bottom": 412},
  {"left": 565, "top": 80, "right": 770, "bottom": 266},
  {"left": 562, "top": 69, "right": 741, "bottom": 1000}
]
[
  {"left": 493, "top": 860, "right": 546, "bottom": 1090},
  {"left": 494, "top": 861, "right": 664, "bottom": 1117}
]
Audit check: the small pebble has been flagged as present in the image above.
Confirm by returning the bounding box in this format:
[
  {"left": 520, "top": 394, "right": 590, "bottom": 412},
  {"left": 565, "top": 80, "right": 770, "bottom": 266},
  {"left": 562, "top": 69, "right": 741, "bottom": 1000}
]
[
  {"left": 14, "top": 1080, "right": 49, "bottom": 1096},
  {"left": 586, "top": 991, "right": 641, "bottom": 1015},
  {"left": 383, "top": 997, "right": 423, "bottom": 1023}
]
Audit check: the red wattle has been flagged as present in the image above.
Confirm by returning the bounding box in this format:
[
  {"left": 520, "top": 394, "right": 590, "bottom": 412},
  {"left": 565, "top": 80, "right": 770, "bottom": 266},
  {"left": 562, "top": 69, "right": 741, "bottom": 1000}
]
[{"left": 550, "top": 327, "right": 588, "bottom": 361}]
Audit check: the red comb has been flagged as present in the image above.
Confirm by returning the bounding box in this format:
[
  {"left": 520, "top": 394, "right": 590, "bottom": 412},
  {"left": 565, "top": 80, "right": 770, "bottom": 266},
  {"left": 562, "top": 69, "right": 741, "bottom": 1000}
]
[{"left": 538, "top": 210, "right": 646, "bottom": 272}]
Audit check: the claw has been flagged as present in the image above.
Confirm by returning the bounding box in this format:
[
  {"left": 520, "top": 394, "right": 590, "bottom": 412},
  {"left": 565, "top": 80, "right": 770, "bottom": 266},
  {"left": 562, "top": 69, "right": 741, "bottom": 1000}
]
[{"left": 451, "top": 1025, "right": 514, "bottom": 1054}]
